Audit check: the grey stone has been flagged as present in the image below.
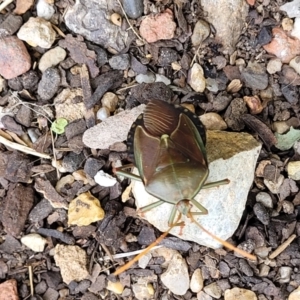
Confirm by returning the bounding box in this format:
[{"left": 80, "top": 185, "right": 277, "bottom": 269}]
[
  {"left": 64, "top": 0, "right": 128, "bottom": 52},
  {"left": 201, "top": 0, "right": 248, "bottom": 54}
]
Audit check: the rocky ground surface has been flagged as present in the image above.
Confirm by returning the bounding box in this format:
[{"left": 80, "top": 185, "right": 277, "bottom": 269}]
[{"left": 0, "top": 0, "right": 300, "bottom": 299}]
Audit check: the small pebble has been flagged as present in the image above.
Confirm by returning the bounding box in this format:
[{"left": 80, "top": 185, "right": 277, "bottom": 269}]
[
  {"left": 191, "top": 19, "right": 210, "bottom": 46},
  {"left": 68, "top": 192, "right": 105, "bottom": 226},
  {"left": 259, "top": 264, "right": 270, "bottom": 277},
  {"left": 203, "top": 282, "right": 222, "bottom": 299},
  {"left": 240, "top": 62, "right": 268, "bottom": 90},
  {"left": 224, "top": 287, "right": 257, "bottom": 300},
  {"left": 200, "top": 113, "right": 227, "bottom": 130},
  {"left": 263, "top": 28, "right": 300, "bottom": 63},
  {"left": 188, "top": 63, "right": 206, "bottom": 92},
  {"left": 36, "top": 0, "right": 55, "bottom": 20},
  {"left": 94, "top": 170, "right": 117, "bottom": 187},
  {"left": 289, "top": 286, "right": 300, "bottom": 300},
  {"left": 227, "top": 79, "right": 242, "bottom": 93},
  {"left": 291, "top": 17, "right": 300, "bottom": 40},
  {"left": 0, "top": 36, "right": 31, "bottom": 79},
  {"left": 96, "top": 106, "right": 110, "bottom": 121},
  {"left": 254, "top": 246, "right": 270, "bottom": 259},
  {"left": 110, "top": 13, "right": 122, "bottom": 26},
  {"left": 155, "top": 74, "right": 171, "bottom": 85},
  {"left": 282, "top": 17, "right": 294, "bottom": 31},
  {"left": 37, "top": 67, "right": 60, "bottom": 101},
  {"left": 101, "top": 92, "right": 119, "bottom": 112},
  {"left": 272, "top": 121, "right": 290, "bottom": 134},
  {"left": 287, "top": 161, "right": 300, "bottom": 180},
  {"left": 160, "top": 252, "right": 189, "bottom": 296},
  {"left": 264, "top": 174, "right": 284, "bottom": 194},
  {"left": 139, "top": 9, "right": 176, "bottom": 43},
  {"left": 56, "top": 175, "right": 75, "bottom": 193},
  {"left": 205, "top": 78, "right": 218, "bottom": 93},
  {"left": 190, "top": 269, "right": 204, "bottom": 293},
  {"left": 243, "top": 95, "right": 263, "bottom": 114},
  {"left": 289, "top": 56, "right": 300, "bottom": 75},
  {"left": 21, "top": 233, "right": 47, "bottom": 252},
  {"left": 27, "top": 128, "right": 39, "bottom": 143},
  {"left": 136, "top": 72, "right": 156, "bottom": 83},
  {"left": 279, "top": 266, "right": 292, "bottom": 283},
  {"left": 109, "top": 54, "right": 130, "bottom": 70},
  {"left": 123, "top": 0, "right": 144, "bottom": 19},
  {"left": 39, "top": 46, "right": 67, "bottom": 72},
  {"left": 253, "top": 202, "right": 270, "bottom": 225},
  {"left": 132, "top": 283, "right": 153, "bottom": 300},
  {"left": 54, "top": 245, "right": 89, "bottom": 284},
  {"left": 256, "top": 192, "right": 273, "bottom": 208},
  {"left": 17, "top": 17, "right": 56, "bottom": 49},
  {"left": 107, "top": 280, "right": 124, "bottom": 295},
  {"left": 197, "top": 291, "right": 213, "bottom": 300},
  {"left": 138, "top": 252, "right": 152, "bottom": 269},
  {"left": 267, "top": 58, "right": 282, "bottom": 74}
]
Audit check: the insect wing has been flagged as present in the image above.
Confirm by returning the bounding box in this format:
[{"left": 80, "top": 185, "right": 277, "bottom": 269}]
[
  {"left": 171, "top": 113, "right": 208, "bottom": 166},
  {"left": 134, "top": 125, "right": 160, "bottom": 184}
]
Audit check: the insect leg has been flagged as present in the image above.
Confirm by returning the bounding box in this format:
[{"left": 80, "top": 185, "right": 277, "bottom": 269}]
[
  {"left": 202, "top": 179, "right": 230, "bottom": 189},
  {"left": 115, "top": 164, "right": 143, "bottom": 181},
  {"left": 139, "top": 200, "right": 165, "bottom": 213},
  {"left": 190, "top": 199, "right": 208, "bottom": 215}
]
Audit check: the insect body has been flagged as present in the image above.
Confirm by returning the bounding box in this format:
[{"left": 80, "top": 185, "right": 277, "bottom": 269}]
[
  {"left": 114, "top": 100, "right": 256, "bottom": 275},
  {"left": 118, "top": 99, "right": 227, "bottom": 225}
]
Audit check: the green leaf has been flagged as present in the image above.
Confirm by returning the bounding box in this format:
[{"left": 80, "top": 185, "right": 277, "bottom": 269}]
[
  {"left": 51, "top": 118, "right": 68, "bottom": 134},
  {"left": 275, "top": 127, "right": 300, "bottom": 151}
]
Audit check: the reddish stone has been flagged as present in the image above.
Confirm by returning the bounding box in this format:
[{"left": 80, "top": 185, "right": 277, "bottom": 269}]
[
  {"left": 139, "top": 9, "right": 176, "bottom": 43},
  {"left": 0, "top": 36, "right": 31, "bottom": 79},
  {"left": 0, "top": 279, "right": 19, "bottom": 300},
  {"left": 263, "top": 27, "right": 300, "bottom": 63}
]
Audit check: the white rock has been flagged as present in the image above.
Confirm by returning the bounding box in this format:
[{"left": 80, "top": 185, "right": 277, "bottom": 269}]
[
  {"left": 291, "top": 17, "right": 300, "bottom": 40},
  {"left": 200, "top": 113, "right": 227, "bottom": 130},
  {"left": 94, "top": 170, "right": 117, "bottom": 187},
  {"left": 287, "top": 161, "right": 300, "bottom": 180},
  {"left": 160, "top": 251, "right": 189, "bottom": 295},
  {"left": 155, "top": 74, "right": 171, "bottom": 85},
  {"left": 39, "top": 47, "right": 67, "bottom": 72},
  {"left": 188, "top": 63, "right": 206, "bottom": 92},
  {"left": 289, "top": 286, "right": 300, "bottom": 300},
  {"left": 190, "top": 269, "right": 204, "bottom": 293},
  {"left": 256, "top": 192, "right": 273, "bottom": 209},
  {"left": 224, "top": 287, "right": 257, "bottom": 300},
  {"left": 36, "top": 0, "right": 55, "bottom": 20},
  {"left": 136, "top": 72, "right": 155, "bottom": 83},
  {"left": 133, "top": 131, "right": 261, "bottom": 248},
  {"left": 21, "top": 233, "right": 47, "bottom": 252},
  {"left": 83, "top": 104, "right": 146, "bottom": 149},
  {"left": 289, "top": 56, "right": 300, "bottom": 75},
  {"left": 17, "top": 17, "right": 56, "bottom": 49},
  {"left": 280, "top": 1, "right": 300, "bottom": 18},
  {"left": 101, "top": 92, "right": 119, "bottom": 112},
  {"left": 267, "top": 58, "right": 282, "bottom": 74},
  {"left": 282, "top": 18, "right": 294, "bottom": 31},
  {"left": 96, "top": 106, "right": 110, "bottom": 121},
  {"left": 191, "top": 19, "right": 210, "bottom": 46}
]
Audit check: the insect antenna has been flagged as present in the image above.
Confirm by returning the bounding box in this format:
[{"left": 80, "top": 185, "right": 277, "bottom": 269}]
[
  {"left": 114, "top": 218, "right": 184, "bottom": 276},
  {"left": 187, "top": 212, "right": 257, "bottom": 261}
]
